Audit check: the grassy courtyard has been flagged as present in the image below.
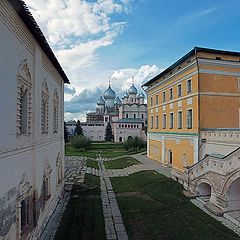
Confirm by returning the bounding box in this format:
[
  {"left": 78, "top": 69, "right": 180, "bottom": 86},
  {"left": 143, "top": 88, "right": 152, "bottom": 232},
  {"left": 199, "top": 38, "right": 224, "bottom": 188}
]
[
  {"left": 54, "top": 174, "right": 105, "bottom": 240},
  {"left": 111, "top": 171, "right": 239, "bottom": 240},
  {"left": 65, "top": 143, "right": 146, "bottom": 158},
  {"left": 86, "top": 159, "right": 99, "bottom": 169},
  {"left": 104, "top": 156, "right": 141, "bottom": 169}
]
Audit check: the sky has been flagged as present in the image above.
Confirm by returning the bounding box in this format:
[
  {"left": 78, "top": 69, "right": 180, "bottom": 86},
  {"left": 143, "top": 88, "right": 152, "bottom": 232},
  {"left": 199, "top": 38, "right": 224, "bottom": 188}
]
[{"left": 25, "top": 0, "right": 240, "bottom": 121}]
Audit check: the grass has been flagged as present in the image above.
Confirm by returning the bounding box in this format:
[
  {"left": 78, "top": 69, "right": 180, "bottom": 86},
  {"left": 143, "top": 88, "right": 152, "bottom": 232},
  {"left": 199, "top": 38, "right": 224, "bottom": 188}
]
[
  {"left": 86, "top": 159, "right": 99, "bottom": 169},
  {"left": 111, "top": 171, "right": 239, "bottom": 240},
  {"left": 65, "top": 144, "right": 146, "bottom": 158},
  {"left": 104, "top": 156, "right": 141, "bottom": 169},
  {"left": 54, "top": 174, "right": 104, "bottom": 240}
]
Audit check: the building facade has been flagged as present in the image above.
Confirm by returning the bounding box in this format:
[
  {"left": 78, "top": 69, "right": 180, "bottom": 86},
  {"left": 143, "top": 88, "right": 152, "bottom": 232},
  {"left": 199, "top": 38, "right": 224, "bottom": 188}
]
[
  {"left": 143, "top": 47, "right": 240, "bottom": 181},
  {"left": 0, "top": 1, "right": 69, "bottom": 239},
  {"left": 68, "top": 83, "right": 147, "bottom": 142}
]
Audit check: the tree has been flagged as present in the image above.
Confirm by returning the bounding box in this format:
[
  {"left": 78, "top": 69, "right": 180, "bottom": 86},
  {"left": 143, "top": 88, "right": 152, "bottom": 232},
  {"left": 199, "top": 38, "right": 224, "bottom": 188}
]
[
  {"left": 64, "top": 121, "right": 69, "bottom": 143},
  {"left": 105, "top": 122, "right": 114, "bottom": 142},
  {"left": 74, "top": 120, "right": 83, "bottom": 136},
  {"left": 70, "top": 135, "right": 92, "bottom": 151}
]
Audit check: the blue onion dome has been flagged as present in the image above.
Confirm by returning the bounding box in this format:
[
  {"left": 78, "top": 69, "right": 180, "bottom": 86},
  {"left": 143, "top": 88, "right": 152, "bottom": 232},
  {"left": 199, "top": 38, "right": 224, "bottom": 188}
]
[
  {"left": 139, "top": 92, "right": 145, "bottom": 98},
  {"left": 123, "top": 90, "right": 129, "bottom": 98},
  {"left": 103, "top": 84, "right": 116, "bottom": 99},
  {"left": 114, "top": 96, "right": 122, "bottom": 105},
  {"left": 97, "top": 96, "right": 105, "bottom": 105},
  {"left": 128, "top": 83, "right": 138, "bottom": 94}
]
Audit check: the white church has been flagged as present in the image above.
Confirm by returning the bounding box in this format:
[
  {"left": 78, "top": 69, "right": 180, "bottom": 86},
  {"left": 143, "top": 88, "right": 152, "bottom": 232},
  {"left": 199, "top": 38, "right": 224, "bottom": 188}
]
[
  {"left": 72, "top": 82, "right": 148, "bottom": 142},
  {"left": 0, "top": 1, "right": 69, "bottom": 239}
]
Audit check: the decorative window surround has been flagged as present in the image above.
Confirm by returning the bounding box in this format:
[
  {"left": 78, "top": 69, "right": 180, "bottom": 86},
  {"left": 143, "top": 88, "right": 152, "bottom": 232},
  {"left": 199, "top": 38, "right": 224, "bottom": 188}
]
[
  {"left": 16, "top": 60, "right": 32, "bottom": 135},
  {"left": 41, "top": 80, "right": 49, "bottom": 134},
  {"left": 53, "top": 89, "right": 59, "bottom": 133}
]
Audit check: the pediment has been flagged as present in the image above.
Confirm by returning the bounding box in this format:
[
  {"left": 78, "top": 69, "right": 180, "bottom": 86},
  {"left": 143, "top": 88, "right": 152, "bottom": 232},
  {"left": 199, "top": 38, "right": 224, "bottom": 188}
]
[{"left": 42, "top": 80, "right": 49, "bottom": 97}]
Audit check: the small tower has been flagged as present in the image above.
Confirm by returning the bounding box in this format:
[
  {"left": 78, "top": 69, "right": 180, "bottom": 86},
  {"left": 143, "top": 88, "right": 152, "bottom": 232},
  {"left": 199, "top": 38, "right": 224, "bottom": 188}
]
[
  {"left": 139, "top": 92, "right": 145, "bottom": 104},
  {"left": 103, "top": 81, "right": 116, "bottom": 113},
  {"left": 96, "top": 95, "right": 105, "bottom": 113},
  {"left": 128, "top": 77, "right": 138, "bottom": 104}
]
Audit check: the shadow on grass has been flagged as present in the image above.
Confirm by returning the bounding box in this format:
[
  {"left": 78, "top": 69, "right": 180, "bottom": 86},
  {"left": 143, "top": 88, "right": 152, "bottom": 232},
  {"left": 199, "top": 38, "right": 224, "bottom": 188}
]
[
  {"left": 111, "top": 171, "right": 240, "bottom": 240},
  {"left": 55, "top": 174, "right": 105, "bottom": 240}
]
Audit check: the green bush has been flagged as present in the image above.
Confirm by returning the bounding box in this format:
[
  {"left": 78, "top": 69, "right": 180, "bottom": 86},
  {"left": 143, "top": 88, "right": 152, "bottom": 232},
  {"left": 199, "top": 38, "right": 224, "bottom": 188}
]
[
  {"left": 123, "top": 136, "right": 146, "bottom": 152},
  {"left": 70, "top": 135, "right": 92, "bottom": 151}
]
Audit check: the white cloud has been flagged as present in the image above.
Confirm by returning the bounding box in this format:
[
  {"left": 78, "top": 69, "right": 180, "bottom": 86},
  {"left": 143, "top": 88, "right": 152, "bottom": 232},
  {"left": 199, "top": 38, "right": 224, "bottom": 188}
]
[
  {"left": 24, "top": 1, "right": 162, "bottom": 121},
  {"left": 64, "top": 64, "right": 161, "bottom": 121}
]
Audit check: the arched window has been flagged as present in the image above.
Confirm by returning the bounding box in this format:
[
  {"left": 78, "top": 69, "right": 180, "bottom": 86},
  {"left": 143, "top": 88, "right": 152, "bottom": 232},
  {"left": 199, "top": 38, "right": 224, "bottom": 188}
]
[
  {"left": 41, "top": 80, "right": 49, "bottom": 134},
  {"left": 53, "top": 89, "right": 59, "bottom": 133},
  {"left": 16, "top": 60, "right": 32, "bottom": 135}
]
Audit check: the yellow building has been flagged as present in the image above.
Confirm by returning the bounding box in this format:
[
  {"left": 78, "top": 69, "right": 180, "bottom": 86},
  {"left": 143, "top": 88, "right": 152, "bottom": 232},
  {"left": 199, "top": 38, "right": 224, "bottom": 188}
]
[{"left": 143, "top": 47, "right": 240, "bottom": 182}]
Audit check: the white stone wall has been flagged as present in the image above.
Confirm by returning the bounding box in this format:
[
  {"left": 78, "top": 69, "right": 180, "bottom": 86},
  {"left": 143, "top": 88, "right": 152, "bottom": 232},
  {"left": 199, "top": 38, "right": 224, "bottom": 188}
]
[
  {"left": 199, "top": 130, "right": 240, "bottom": 160},
  {"left": 113, "top": 123, "right": 146, "bottom": 142},
  {"left": 82, "top": 124, "right": 105, "bottom": 141},
  {"left": 0, "top": 1, "right": 65, "bottom": 239}
]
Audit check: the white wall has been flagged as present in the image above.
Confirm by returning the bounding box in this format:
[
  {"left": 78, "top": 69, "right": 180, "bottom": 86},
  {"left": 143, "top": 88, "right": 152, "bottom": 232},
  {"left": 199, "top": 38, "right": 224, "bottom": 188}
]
[{"left": 0, "top": 1, "right": 65, "bottom": 239}]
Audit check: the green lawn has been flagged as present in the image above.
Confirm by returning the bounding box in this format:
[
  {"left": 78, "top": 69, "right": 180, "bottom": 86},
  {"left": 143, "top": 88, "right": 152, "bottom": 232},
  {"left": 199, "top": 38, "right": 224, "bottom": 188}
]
[
  {"left": 86, "top": 159, "right": 99, "bottom": 169},
  {"left": 54, "top": 174, "right": 105, "bottom": 240},
  {"left": 65, "top": 144, "right": 146, "bottom": 158},
  {"left": 104, "top": 156, "right": 141, "bottom": 169},
  {"left": 111, "top": 171, "right": 239, "bottom": 240}
]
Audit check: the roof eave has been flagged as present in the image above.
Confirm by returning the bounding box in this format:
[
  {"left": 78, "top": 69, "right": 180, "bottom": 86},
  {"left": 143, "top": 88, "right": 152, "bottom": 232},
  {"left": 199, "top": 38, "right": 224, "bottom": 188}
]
[{"left": 10, "top": 0, "right": 70, "bottom": 84}]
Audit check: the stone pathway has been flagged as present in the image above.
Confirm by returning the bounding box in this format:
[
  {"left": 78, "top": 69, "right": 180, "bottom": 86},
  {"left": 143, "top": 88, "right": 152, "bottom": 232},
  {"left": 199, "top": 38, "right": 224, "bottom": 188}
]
[
  {"left": 39, "top": 192, "right": 70, "bottom": 240},
  {"left": 98, "top": 157, "right": 128, "bottom": 240},
  {"left": 65, "top": 156, "right": 87, "bottom": 184},
  {"left": 133, "top": 153, "right": 172, "bottom": 178}
]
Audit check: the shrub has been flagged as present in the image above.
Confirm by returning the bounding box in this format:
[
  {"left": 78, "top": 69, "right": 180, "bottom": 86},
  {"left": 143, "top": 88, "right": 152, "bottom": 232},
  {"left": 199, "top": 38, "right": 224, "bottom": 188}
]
[
  {"left": 70, "top": 135, "right": 92, "bottom": 151},
  {"left": 123, "top": 136, "right": 146, "bottom": 152}
]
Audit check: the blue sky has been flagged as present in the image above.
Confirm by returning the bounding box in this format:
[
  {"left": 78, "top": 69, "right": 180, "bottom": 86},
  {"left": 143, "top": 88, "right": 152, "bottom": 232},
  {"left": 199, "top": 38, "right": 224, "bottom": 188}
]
[{"left": 25, "top": 0, "right": 240, "bottom": 121}]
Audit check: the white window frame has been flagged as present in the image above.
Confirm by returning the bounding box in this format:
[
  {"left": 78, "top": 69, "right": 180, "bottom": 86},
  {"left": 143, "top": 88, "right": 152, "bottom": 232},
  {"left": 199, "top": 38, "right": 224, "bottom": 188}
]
[
  {"left": 187, "top": 79, "right": 192, "bottom": 93},
  {"left": 162, "top": 91, "right": 166, "bottom": 102},
  {"left": 169, "top": 112, "right": 174, "bottom": 129},
  {"left": 169, "top": 88, "right": 173, "bottom": 100},
  {"left": 178, "top": 111, "right": 182, "bottom": 129},
  {"left": 163, "top": 114, "right": 166, "bottom": 129},
  {"left": 178, "top": 84, "right": 182, "bottom": 97},
  {"left": 186, "top": 108, "right": 193, "bottom": 129}
]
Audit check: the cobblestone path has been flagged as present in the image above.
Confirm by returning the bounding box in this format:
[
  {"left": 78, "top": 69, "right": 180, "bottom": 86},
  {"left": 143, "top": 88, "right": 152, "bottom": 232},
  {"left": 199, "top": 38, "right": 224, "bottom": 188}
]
[{"left": 98, "top": 157, "right": 129, "bottom": 240}]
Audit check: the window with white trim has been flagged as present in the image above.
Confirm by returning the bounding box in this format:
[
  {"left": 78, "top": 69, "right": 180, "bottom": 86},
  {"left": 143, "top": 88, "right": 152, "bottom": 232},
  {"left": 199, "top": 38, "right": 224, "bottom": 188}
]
[
  {"left": 170, "top": 112, "right": 174, "bottom": 129},
  {"left": 178, "top": 111, "right": 182, "bottom": 129},
  {"left": 187, "top": 79, "right": 192, "bottom": 93},
  {"left": 187, "top": 109, "right": 193, "bottom": 129},
  {"left": 156, "top": 115, "right": 159, "bottom": 129},
  {"left": 150, "top": 116, "right": 153, "bottom": 129},
  {"left": 41, "top": 80, "right": 49, "bottom": 134},
  {"left": 163, "top": 91, "right": 166, "bottom": 102},
  {"left": 169, "top": 88, "right": 173, "bottom": 99},
  {"left": 178, "top": 84, "right": 182, "bottom": 97},
  {"left": 163, "top": 114, "right": 166, "bottom": 129},
  {"left": 16, "top": 60, "right": 32, "bottom": 135},
  {"left": 53, "top": 89, "right": 59, "bottom": 133}
]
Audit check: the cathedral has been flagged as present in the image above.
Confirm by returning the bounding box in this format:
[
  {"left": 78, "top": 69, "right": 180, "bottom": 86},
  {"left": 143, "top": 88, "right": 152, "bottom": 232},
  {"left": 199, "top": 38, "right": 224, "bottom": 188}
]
[{"left": 82, "top": 82, "right": 147, "bottom": 142}]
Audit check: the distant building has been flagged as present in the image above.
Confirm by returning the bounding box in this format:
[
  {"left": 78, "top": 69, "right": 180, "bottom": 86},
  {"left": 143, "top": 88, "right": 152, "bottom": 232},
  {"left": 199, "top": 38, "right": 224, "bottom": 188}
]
[
  {"left": 143, "top": 47, "right": 240, "bottom": 214},
  {"left": 67, "top": 82, "right": 147, "bottom": 142},
  {"left": 0, "top": 1, "right": 69, "bottom": 239}
]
